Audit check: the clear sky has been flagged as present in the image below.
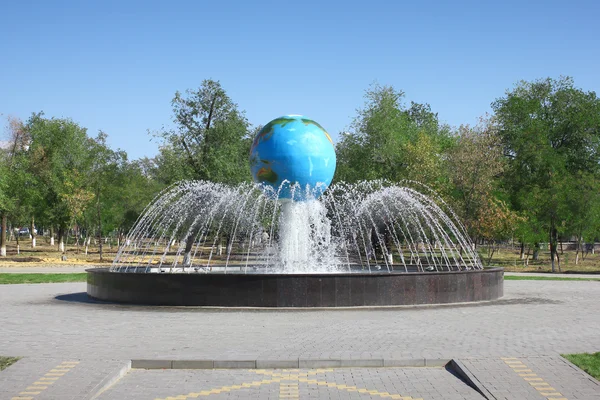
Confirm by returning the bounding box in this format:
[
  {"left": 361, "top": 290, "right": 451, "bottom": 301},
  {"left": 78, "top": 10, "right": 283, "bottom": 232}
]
[{"left": 1, "top": 0, "right": 598, "bottom": 159}]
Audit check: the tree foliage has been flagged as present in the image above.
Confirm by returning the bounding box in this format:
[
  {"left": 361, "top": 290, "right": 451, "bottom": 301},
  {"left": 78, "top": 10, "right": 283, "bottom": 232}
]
[
  {"left": 155, "top": 79, "right": 252, "bottom": 185},
  {"left": 447, "top": 116, "right": 505, "bottom": 240},
  {"left": 334, "top": 83, "right": 452, "bottom": 193},
  {"left": 493, "top": 77, "right": 600, "bottom": 270}
]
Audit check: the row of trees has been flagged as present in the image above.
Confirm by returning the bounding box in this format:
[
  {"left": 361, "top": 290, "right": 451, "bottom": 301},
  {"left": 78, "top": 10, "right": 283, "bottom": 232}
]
[
  {"left": 0, "top": 114, "right": 160, "bottom": 258},
  {"left": 337, "top": 77, "right": 600, "bottom": 271},
  {"left": 2, "top": 77, "right": 600, "bottom": 271}
]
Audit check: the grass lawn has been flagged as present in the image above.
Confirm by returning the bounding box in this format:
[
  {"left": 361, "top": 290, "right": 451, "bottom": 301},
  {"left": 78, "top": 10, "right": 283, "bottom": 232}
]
[
  {"left": 504, "top": 276, "right": 600, "bottom": 281},
  {"left": 0, "top": 356, "right": 20, "bottom": 371},
  {"left": 563, "top": 352, "right": 600, "bottom": 380},
  {"left": 0, "top": 273, "right": 87, "bottom": 284}
]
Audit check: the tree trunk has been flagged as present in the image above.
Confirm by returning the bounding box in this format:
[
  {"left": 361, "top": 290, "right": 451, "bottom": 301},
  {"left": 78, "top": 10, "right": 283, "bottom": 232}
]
[
  {"left": 58, "top": 228, "right": 65, "bottom": 253},
  {"left": 97, "top": 200, "right": 103, "bottom": 261},
  {"left": 559, "top": 240, "right": 564, "bottom": 255},
  {"left": 533, "top": 243, "right": 540, "bottom": 260},
  {"left": 75, "top": 227, "right": 80, "bottom": 254},
  {"left": 549, "top": 226, "right": 558, "bottom": 273},
  {"left": 31, "top": 216, "right": 36, "bottom": 248},
  {"left": 575, "top": 235, "right": 582, "bottom": 265},
  {"left": 519, "top": 242, "right": 525, "bottom": 260},
  {"left": 0, "top": 214, "right": 7, "bottom": 257},
  {"left": 50, "top": 227, "right": 55, "bottom": 246},
  {"left": 16, "top": 230, "right": 20, "bottom": 254}
]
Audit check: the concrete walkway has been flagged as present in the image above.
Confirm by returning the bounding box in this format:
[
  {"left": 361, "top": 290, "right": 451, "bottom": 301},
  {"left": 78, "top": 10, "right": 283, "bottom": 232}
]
[
  {"left": 504, "top": 271, "right": 600, "bottom": 279},
  {"left": 0, "top": 280, "right": 599, "bottom": 398}
]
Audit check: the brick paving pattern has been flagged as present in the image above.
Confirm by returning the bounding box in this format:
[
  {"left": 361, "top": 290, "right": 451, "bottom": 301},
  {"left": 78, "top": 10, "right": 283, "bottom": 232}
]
[
  {"left": 0, "top": 280, "right": 599, "bottom": 399},
  {"left": 97, "top": 367, "right": 482, "bottom": 400}
]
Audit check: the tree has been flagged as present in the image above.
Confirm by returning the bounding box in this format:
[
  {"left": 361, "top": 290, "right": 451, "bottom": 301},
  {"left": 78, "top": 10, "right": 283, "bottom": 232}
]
[
  {"left": 334, "top": 83, "right": 452, "bottom": 192},
  {"left": 476, "top": 197, "right": 523, "bottom": 265},
  {"left": 447, "top": 116, "right": 505, "bottom": 242},
  {"left": 85, "top": 132, "right": 124, "bottom": 260},
  {"left": 84, "top": 134, "right": 162, "bottom": 258},
  {"left": 493, "top": 77, "right": 600, "bottom": 271},
  {"left": 26, "top": 114, "right": 94, "bottom": 252},
  {"left": 155, "top": 79, "right": 252, "bottom": 185},
  {"left": 0, "top": 116, "right": 32, "bottom": 256}
]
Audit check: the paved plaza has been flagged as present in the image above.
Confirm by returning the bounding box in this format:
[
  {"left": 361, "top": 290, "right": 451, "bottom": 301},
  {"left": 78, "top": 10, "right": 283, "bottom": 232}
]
[{"left": 0, "top": 279, "right": 599, "bottom": 399}]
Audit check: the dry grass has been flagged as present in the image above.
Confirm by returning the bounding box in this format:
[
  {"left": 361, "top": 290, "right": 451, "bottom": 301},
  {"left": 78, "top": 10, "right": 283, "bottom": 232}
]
[
  {"left": 479, "top": 246, "right": 600, "bottom": 273},
  {"left": 3, "top": 236, "right": 600, "bottom": 274},
  {"left": 0, "top": 237, "right": 116, "bottom": 265}
]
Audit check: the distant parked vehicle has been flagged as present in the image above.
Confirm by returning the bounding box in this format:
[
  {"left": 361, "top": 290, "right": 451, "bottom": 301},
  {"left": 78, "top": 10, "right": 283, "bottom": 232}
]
[{"left": 17, "top": 227, "right": 37, "bottom": 236}]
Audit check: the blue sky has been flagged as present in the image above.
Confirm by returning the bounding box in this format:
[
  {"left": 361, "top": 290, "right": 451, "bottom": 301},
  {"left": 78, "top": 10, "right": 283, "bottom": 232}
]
[{"left": 1, "top": 0, "right": 598, "bottom": 160}]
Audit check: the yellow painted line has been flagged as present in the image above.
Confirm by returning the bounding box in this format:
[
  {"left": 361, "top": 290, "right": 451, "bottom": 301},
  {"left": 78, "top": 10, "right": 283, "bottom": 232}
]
[
  {"left": 502, "top": 358, "right": 568, "bottom": 399},
  {"left": 14, "top": 361, "right": 78, "bottom": 399},
  {"left": 11, "top": 397, "right": 34, "bottom": 400},
  {"left": 158, "top": 368, "right": 422, "bottom": 400}
]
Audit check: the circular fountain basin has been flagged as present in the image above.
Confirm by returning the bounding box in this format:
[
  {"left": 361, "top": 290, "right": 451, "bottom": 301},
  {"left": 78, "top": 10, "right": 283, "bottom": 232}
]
[{"left": 86, "top": 267, "right": 503, "bottom": 307}]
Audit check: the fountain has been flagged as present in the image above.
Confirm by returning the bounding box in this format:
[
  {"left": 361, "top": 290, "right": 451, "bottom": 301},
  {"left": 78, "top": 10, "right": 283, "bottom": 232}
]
[{"left": 87, "top": 115, "right": 503, "bottom": 306}]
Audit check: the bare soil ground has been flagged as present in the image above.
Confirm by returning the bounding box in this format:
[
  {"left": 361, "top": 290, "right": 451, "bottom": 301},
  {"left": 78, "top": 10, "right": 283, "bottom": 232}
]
[
  {"left": 2, "top": 236, "right": 600, "bottom": 273},
  {"left": 479, "top": 245, "right": 600, "bottom": 273}
]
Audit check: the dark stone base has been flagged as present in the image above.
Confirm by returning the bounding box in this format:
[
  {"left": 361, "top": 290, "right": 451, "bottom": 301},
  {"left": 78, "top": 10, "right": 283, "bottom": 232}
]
[{"left": 86, "top": 267, "right": 503, "bottom": 307}]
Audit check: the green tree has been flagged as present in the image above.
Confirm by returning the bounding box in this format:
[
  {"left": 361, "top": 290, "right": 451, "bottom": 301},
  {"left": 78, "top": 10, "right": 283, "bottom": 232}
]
[
  {"left": 26, "top": 114, "right": 94, "bottom": 252},
  {"left": 493, "top": 77, "right": 600, "bottom": 271},
  {"left": 0, "top": 116, "right": 33, "bottom": 256},
  {"left": 334, "top": 83, "right": 452, "bottom": 192},
  {"left": 447, "top": 116, "right": 505, "bottom": 242},
  {"left": 155, "top": 79, "right": 252, "bottom": 185},
  {"left": 84, "top": 131, "right": 127, "bottom": 259},
  {"left": 84, "top": 142, "right": 163, "bottom": 253}
]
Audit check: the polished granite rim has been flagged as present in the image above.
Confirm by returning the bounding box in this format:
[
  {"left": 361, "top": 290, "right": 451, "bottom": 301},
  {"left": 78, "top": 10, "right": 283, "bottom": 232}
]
[{"left": 87, "top": 267, "right": 503, "bottom": 308}]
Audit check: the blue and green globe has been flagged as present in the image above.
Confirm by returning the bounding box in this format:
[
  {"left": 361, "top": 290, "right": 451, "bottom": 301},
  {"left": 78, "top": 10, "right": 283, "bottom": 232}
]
[{"left": 250, "top": 115, "right": 336, "bottom": 200}]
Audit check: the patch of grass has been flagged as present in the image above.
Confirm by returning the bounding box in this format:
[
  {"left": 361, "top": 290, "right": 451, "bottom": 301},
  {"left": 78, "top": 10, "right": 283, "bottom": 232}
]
[
  {"left": 563, "top": 352, "right": 600, "bottom": 380},
  {"left": 0, "top": 356, "right": 20, "bottom": 371},
  {"left": 504, "top": 275, "right": 600, "bottom": 281},
  {"left": 0, "top": 273, "right": 87, "bottom": 284}
]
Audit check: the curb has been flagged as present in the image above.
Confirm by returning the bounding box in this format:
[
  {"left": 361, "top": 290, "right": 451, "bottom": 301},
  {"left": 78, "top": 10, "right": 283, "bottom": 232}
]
[
  {"left": 130, "top": 358, "right": 452, "bottom": 370},
  {"left": 86, "top": 360, "right": 131, "bottom": 400}
]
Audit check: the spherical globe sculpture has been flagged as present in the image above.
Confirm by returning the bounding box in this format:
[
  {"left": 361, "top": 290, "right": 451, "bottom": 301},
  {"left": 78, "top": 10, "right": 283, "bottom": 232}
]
[{"left": 250, "top": 115, "right": 336, "bottom": 200}]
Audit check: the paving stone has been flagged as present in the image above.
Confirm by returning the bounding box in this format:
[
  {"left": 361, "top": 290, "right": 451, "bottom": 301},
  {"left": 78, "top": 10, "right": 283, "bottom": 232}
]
[
  {"left": 96, "top": 367, "right": 483, "bottom": 400},
  {"left": 1, "top": 280, "right": 600, "bottom": 398}
]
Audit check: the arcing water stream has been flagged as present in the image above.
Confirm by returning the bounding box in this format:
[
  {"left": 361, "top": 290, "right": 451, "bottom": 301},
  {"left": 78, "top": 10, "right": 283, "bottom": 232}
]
[{"left": 111, "top": 180, "right": 482, "bottom": 274}]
